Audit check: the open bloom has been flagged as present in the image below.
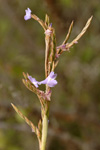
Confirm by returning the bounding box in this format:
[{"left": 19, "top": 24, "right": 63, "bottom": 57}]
[
  {"left": 24, "top": 8, "right": 32, "bottom": 20},
  {"left": 39, "top": 72, "right": 57, "bottom": 87},
  {"left": 28, "top": 72, "right": 57, "bottom": 88},
  {"left": 28, "top": 76, "right": 39, "bottom": 88}
]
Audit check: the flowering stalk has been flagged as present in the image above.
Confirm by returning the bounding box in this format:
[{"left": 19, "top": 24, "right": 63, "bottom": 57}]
[
  {"left": 45, "top": 25, "right": 52, "bottom": 78},
  {"left": 41, "top": 114, "right": 48, "bottom": 150},
  {"left": 11, "top": 7, "right": 92, "bottom": 150}
]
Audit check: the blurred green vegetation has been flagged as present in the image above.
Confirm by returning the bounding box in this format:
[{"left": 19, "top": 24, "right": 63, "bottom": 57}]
[{"left": 0, "top": 0, "right": 100, "bottom": 150}]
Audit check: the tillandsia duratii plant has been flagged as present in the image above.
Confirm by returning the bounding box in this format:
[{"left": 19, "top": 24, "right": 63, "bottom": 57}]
[{"left": 11, "top": 8, "right": 92, "bottom": 150}]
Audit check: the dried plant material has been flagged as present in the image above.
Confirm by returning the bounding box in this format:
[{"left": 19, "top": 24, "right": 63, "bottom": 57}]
[
  {"left": 22, "top": 72, "right": 39, "bottom": 93},
  {"left": 62, "top": 21, "right": 74, "bottom": 45},
  {"left": 56, "top": 16, "right": 93, "bottom": 57},
  {"left": 45, "top": 14, "right": 50, "bottom": 27},
  {"left": 38, "top": 120, "right": 42, "bottom": 130},
  {"left": 11, "top": 103, "right": 37, "bottom": 133},
  {"left": 38, "top": 119, "right": 42, "bottom": 140},
  {"left": 51, "top": 29, "right": 56, "bottom": 70},
  {"left": 45, "top": 26, "right": 53, "bottom": 77},
  {"left": 31, "top": 14, "right": 47, "bottom": 31},
  {"left": 66, "top": 16, "right": 93, "bottom": 49},
  {"left": 22, "top": 79, "right": 37, "bottom": 94},
  {"left": 23, "top": 72, "right": 27, "bottom": 79}
]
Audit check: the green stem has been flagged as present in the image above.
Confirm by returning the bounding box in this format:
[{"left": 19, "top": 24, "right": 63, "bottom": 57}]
[{"left": 41, "top": 114, "right": 48, "bottom": 150}]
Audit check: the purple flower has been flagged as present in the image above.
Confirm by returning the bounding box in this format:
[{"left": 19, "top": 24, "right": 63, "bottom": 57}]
[
  {"left": 28, "top": 72, "right": 57, "bottom": 88},
  {"left": 39, "top": 72, "right": 57, "bottom": 87},
  {"left": 28, "top": 76, "right": 39, "bottom": 88},
  {"left": 24, "top": 8, "right": 32, "bottom": 20}
]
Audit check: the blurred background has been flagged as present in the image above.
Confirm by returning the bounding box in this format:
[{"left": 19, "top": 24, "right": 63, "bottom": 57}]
[{"left": 0, "top": 0, "right": 100, "bottom": 150}]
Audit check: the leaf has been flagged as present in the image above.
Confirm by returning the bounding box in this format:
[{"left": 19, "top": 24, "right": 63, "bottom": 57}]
[{"left": 11, "top": 103, "right": 37, "bottom": 133}]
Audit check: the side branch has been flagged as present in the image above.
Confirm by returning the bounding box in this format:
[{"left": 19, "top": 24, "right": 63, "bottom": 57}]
[
  {"left": 67, "top": 16, "right": 93, "bottom": 48},
  {"left": 31, "top": 14, "right": 47, "bottom": 31},
  {"left": 56, "top": 16, "right": 93, "bottom": 55},
  {"left": 62, "top": 21, "right": 74, "bottom": 45}
]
